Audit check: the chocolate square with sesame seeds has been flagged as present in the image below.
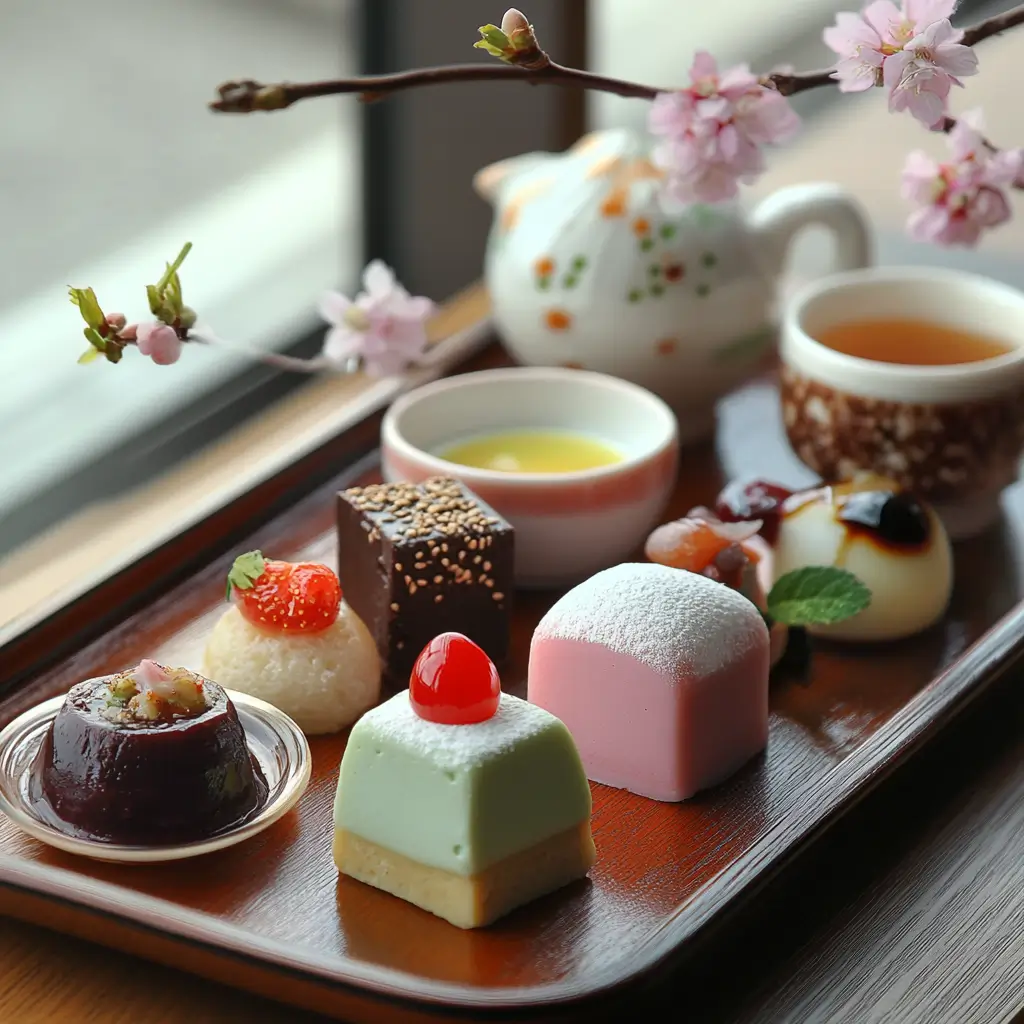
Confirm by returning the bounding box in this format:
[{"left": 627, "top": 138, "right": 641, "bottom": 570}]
[{"left": 337, "top": 477, "right": 514, "bottom": 680}]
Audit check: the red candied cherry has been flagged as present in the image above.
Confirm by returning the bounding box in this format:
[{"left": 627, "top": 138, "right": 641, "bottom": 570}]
[
  {"left": 410, "top": 633, "right": 501, "bottom": 725},
  {"left": 714, "top": 479, "right": 794, "bottom": 546},
  {"left": 226, "top": 550, "right": 341, "bottom": 633}
]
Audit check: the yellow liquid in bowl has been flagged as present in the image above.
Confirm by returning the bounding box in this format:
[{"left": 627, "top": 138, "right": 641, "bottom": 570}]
[{"left": 438, "top": 429, "right": 624, "bottom": 474}]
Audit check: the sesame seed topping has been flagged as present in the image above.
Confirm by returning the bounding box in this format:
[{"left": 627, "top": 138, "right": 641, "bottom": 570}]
[
  {"left": 483, "top": 561, "right": 492, "bottom": 571},
  {"left": 390, "top": 602, "right": 400, "bottom": 612},
  {"left": 434, "top": 594, "right": 444, "bottom": 603},
  {"left": 492, "top": 592, "right": 505, "bottom": 601},
  {"left": 341, "top": 478, "right": 509, "bottom": 542},
  {"left": 433, "top": 575, "right": 443, "bottom": 584}
]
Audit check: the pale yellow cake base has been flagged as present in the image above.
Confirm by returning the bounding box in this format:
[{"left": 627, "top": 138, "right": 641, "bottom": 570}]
[{"left": 333, "top": 822, "right": 596, "bottom": 929}]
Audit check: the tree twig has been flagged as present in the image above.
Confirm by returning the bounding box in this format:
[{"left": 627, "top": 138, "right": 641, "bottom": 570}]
[
  {"left": 211, "top": 62, "right": 661, "bottom": 113},
  {"left": 962, "top": 2, "right": 1024, "bottom": 46},
  {"left": 763, "top": 69, "right": 835, "bottom": 97},
  {"left": 210, "top": 3, "right": 1024, "bottom": 114}
]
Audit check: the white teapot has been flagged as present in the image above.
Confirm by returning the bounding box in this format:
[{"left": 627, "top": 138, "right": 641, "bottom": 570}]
[{"left": 475, "top": 128, "right": 872, "bottom": 443}]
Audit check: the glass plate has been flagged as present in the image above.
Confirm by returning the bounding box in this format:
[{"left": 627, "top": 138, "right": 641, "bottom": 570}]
[{"left": 0, "top": 690, "right": 311, "bottom": 863}]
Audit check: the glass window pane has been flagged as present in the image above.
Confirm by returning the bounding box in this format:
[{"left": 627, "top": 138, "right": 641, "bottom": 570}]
[{"left": 0, "top": 0, "right": 360, "bottom": 554}]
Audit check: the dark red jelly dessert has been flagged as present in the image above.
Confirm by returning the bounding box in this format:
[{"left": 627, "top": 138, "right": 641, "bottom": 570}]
[
  {"left": 714, "top": 479, "right": 795, "bottom": 546},
  {"left": 30, "top": 665, "right": 267, "bottom": 845}
]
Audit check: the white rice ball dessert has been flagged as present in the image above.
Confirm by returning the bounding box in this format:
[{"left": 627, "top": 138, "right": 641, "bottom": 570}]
[{"left": 204, "top": 602, "right": 381, "bottom": 736}]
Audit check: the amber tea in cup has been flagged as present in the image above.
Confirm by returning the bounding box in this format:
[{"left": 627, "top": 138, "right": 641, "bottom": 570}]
[
  {"left": 779, "top": 267, "right": 1024, "bottom": 540},
  {"left": 814, "top": 318, "right": 1014, "bottom": 366}
]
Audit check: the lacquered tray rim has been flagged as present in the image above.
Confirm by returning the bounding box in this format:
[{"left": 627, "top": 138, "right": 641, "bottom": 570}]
[
  {"left": 1, "top": 590, "right": 1021, "bottom": 1012},
  {"left": 2, "top": 340, "right": 1023, "bottom": 1013}
]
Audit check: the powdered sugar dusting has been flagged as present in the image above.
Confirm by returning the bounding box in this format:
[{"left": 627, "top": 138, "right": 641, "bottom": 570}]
[
  {"left": 533, "top": 562, "right": 767, "bottom": 679},
  {"left": 357, "top": 690, "right": 559, "bottom": 769}
]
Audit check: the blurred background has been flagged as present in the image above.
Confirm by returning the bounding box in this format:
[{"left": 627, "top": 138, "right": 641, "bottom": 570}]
[{"left": 1, "top": 0, "right": 1022, "bottom": 626}]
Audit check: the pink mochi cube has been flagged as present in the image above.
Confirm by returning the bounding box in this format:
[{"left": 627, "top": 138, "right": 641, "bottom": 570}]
[{"left": 528, "top": 562, "right": 770, "bottom": 802}]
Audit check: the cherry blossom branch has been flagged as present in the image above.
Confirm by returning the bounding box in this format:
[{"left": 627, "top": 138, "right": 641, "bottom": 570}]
[
  {"left": 211, "top": 64, "right": 661, "bottom": 113},
  {"left": 961, "top": 2, "right": 1024, "bottom": 46},
  {"left": 71, "top": 255, "right": 441, "bottom": 377},
  {"left": 938, "top": 114, "right": 1000, "bottom": 155},
  {"left": 769, "top": 3, "right": 1024, "bottom": 96},
  {"left": 210, "top": 4, "right": 1024, "bottom": 114}
]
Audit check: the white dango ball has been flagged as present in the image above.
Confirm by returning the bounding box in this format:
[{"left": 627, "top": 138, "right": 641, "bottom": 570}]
[{"left": 772, "top": 479, "right": 953, "bottom": 642}]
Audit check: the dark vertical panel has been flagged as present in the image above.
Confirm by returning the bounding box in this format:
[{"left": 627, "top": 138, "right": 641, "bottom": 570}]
[
  {"left": 558, "top": 0, "right": 589, "bottom": 145},
  {"left": 358, "top": 0, "right": 398, "bottom": 274},
  {"left": 361, "top": 0, "right": 591, "bottom": 300}
]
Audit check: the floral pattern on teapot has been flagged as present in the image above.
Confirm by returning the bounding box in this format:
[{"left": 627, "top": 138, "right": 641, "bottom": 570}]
[{"left": 476, "top": 128, "right": 872, "bottom": 442}]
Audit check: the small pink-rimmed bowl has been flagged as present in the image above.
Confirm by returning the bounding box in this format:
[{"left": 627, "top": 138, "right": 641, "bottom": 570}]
[{"left": 380, "top": 367, "right": 679, "bottom": 588}]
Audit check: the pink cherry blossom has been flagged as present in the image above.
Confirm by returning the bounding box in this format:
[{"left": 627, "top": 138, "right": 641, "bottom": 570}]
[
  {"left": 902, "top": 109, "right": 1023, "bottom": 246},
  {"left": 648, "top": 51, "right": 800, "bottom": 204},
  {"left": 319, "top": 261, "right": 435, "bottom": 377},
  {"left": 823, "top": 0, "right": 977, "bottom": 127},
  {"left": 822, "top": 11, "right": 886, "bottom": 91},
  {"left": 884, "top": 19, "right": 978, "bottom": 128},
  {"left": 136, "top": 321, "right": 183, "bottom": 365}
]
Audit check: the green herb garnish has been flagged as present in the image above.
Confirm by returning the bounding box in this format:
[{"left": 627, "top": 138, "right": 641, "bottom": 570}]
[
  {"left": 226, "top": 550, "right": 266, "bottom": 601},
  {"left": 146, "top": 242, "right": 195, "bottom": 327},
  {"left": 106, "top": 674, "right": 139, "bottom": 706},
  {"left": 765, "top": 566, "right": 871, "bottom": 627}
]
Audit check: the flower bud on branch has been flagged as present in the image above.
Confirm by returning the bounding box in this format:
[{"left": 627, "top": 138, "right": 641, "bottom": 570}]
[
  {"left": 474, "top": 9, "right": 547, "bottom": 69},
  {"left": 69, "top": 250, "right": 437, "bottom": 378}
]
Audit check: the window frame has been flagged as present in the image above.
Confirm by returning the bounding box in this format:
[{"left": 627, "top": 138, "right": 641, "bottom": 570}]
[{"left": 0, "top": 0, "right": 586, "bottom": 559}]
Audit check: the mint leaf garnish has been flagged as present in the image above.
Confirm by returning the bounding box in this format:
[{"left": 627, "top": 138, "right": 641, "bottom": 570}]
[
  {"left": 766, "top": 566, "right": 871, "bottom": 627},
  {"left": 226, "top": 549, "right": 266, "bottom": 601}
]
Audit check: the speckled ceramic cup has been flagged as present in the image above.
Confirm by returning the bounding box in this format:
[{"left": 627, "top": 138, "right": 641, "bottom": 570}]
[{"left": 780, "top": 266, "right": 1024, "bottom": 540}]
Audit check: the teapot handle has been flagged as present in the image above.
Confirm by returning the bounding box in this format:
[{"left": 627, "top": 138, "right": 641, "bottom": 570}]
[{"left": 749, "top": 183, "right": 873, "bottom": 275}]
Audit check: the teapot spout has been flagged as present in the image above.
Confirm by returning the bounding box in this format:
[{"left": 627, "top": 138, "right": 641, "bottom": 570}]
[{"left": 473, "top": 151, "right": 555, "bottom": 204}]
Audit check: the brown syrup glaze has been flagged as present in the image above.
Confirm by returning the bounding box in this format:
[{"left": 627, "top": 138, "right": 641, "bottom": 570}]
[{"left": 834, "top": 491, "right": 931, "bottom": 551}]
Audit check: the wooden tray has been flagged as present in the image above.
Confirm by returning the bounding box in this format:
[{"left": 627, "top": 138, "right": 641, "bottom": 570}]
[{"left": 2, "top": 345, "right": 1024, "bottom": 1023}]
